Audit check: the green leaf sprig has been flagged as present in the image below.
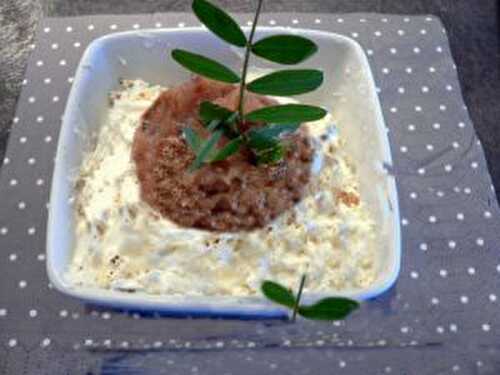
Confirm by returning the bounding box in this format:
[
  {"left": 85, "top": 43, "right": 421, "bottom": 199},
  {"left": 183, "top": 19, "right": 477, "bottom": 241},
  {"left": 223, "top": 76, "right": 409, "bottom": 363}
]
[
  {"left": 261, "top": 275, "right": 360, "bottom": 322},
  {"left": 172, "top": 0, "right": 327, "bottom": 170}
]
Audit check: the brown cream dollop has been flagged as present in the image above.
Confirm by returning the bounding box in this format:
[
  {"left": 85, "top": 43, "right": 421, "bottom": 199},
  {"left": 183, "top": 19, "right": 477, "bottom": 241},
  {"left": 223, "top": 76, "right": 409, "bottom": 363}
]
[{"left": 132, "top": 77, "right": 313, "bottom": 232}]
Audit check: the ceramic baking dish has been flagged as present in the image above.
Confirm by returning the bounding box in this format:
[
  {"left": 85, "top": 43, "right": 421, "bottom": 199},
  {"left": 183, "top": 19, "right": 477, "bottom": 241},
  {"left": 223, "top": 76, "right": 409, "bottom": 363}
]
[{"left": 47, "top": 27, "right": 400, "bottom": 318}]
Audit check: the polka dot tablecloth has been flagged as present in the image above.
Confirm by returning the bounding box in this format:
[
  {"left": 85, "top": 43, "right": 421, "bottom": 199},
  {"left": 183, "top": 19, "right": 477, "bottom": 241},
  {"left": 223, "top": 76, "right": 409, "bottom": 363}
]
[{"left": 1, "top": 13, "right": 500, "bottom": 375}]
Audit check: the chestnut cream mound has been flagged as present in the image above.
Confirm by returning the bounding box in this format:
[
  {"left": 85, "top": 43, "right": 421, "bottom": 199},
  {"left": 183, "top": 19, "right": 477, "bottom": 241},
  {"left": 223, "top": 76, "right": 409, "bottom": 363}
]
[
  {"left": 67, "top": 78, "right": 378, "bottom": 295},
  {"left": 133, "top": 77, "right": 313, "bottom": 232}
]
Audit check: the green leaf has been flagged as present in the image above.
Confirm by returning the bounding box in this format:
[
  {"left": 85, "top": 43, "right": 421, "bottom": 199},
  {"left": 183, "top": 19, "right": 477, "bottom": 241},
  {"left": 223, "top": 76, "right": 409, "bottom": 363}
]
[
  {"left": 298, "top": 297, "right": 359, "bottom": 321},
  {"left": 189, "top": 130, "right": 223, "bottom": 171},
  {"left": 192, "top": 0, "right": 247, "bottom": 48},
  {"left": 209, "top": 137, "right": 243, "bottom": 162},
  {"left": 199, "top": 101, "right": 234, "bottom": 125},
  {"left": 251, "top": 35, "right": 318, "bottom": 64},
  {"left": 256, "top": 144, "right": 285, "bottom": 165},
  {"left": 183, "top": 127, "right": 203, "bottom": 153},
  {"left": 171, "top": 49, "right": 240, "bottom": 84},
  {"left": 247, "top": 69, "right": 323, "bottom": 96},
  {"left": 245, "top": 104, "right": 327, "bottom": 123},
  {"left": 261, "top": 281, "right": 296, "bottom": 308},
  {"left": 247, "top": 123, "right": 300, "bottom": 150}
]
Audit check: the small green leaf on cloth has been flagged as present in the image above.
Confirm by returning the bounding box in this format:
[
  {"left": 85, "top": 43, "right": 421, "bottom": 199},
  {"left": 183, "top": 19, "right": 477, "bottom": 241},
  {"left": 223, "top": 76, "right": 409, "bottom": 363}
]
[
  {"left": 261, "top": 280, "right": 296, "bottom": 308},
  {"left": 298, "top": 297, "right": 360, "bottom": 320}
]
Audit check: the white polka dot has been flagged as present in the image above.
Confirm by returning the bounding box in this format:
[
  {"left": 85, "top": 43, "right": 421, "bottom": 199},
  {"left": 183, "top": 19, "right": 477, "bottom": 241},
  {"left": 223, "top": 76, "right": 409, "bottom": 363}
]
[
  {"left": 398, "top": 87, "right": 405, "bottom": 94},
  {"left": 450, "top": 323, "right": 458, "bottom": 332},
  {"left": 109, "top": 24, "right": 118, "bottom": 30},
  {"left": 9, "top": 253, "right": 17, "bottom": 262},
  {"left": 36, "top": 178, "right": 45, "bottom": 186},
  {"left": 28, "top": 97, "right": 36, "bottom": 103},
  {"left": 59, "top": 310, "right": 68, "bottom": 318},
  {"left": 29, "top": 309, "right": 38, "bottom": 317},
  {"left": 468, "top": 267, "right": 476, "bottom": 275},
  {"left": 85, "top": 339, "right": 94, "bottom": 346},
  {"left": 413, "top": 47, "right": 421, "bottom": 54},
  {"left": 470, "top": 161, "right": 478, "bottom": 169},
  {"left": 44, "top": 27, "right": 50, "bottom": 33},
  {"left": 13, "top": 117, "right": 19, "bottom": 124},
  {"left": 36, "top": 116, "right": 44, "bottom": 123},
  {"left": 439, "top": 269, "right": 447, "bottom": 277},
  {"left": 405, "top": 67, "right": 413, "bottom": 74},
  {"left": 464, "top": 187, "right": 471, "bottom": 194},
  {"left": 0, "top": 227, "right": 8, "bottom": 235},
  {"left": 426, "top": 144, "right": 434, "bottom": 151},
  {"left": 436, "top": 326, "right": 444, "bottom": 334},
  {"left": 410, "top": 192, "right": 417, "bottom": 199},
  {"left": 436, "top": 46, "right": 443, "bottom": 53},
  {"left": 29, "top": 43, "right": 35, "bottom": 50},
  {"left": 418, "top": 168, "right": 426, "bottom": 175},
  {"left": 421, "top": 86, "right": 429, "bottom": 93},
  {"left": 429, "top": 66, "right": 436, "bottom": 73},
  {"left": 448, "top": 240, "right": 456, "bottom": 249},
  {"left": 337, "top": 18, "right": 344, "bottom": 23},
  {"left": 374, "top": 31, "right": 382, "bottom": 37},
  {"left": 390, "top": 107, "right": 398, "bottom": 113},
  {"left": 400, "top": 146, "right": 408, "bottom": 153},
  {"left": 420, "top": 29, "right": 427, "bottom": 35},
  {"left": 445, "top": 84, "right": 453, "bottom": 91},
  {"left": 59, "top": 59, "right": 67, "bottom": 66},
  {"left": 52, "top": 96, "right": 60, "bottom": 103},
  {"left": 444, "top": 164, "right": 453, "bottom": 172},
  {"left": 452, "top": 142, "right": 460, "bottom": 149},
  {"left": 28, "top": 227, "right": 36, "bottom": 235},
  {"left": 481, "top": 323, "right": 490, "bottom": 332},
  {"left": 415, "top": 105, "right": 422, "bottom": 112},
  {"left": 88, "top": 24, "right": 95, "bottom": 30},
  {"left": 41, "top": 338, "right": 51, "bottom": 347},
  {"left": 484, "top": 211, "right": 492, "bottom": 219},
  {"left": 68, "top": 77, "right": 74, "bottom": 83},
  {"left": 397, "top": 29, "right": 405, "bottom": 36},
  {"left": 400, "top": 326, "right": 409, "bottom": 334},
  {"left": 292, "top": 19, "right": 299, "bottom": 24},
  {"left": 121, "top": 341, "right": 129, "bottom": 348},
  {"left": 19, "top": 280, "right": 27, "bottom": 288},
  {"left": 452, "top": 365, "right": 460, "bottom": 372},
  {"left": 36, "top": 60, "right": 44, "bottom": 67},
  {"left": 350, "top": 32, "right": 359, "bottom": 38},
  {"left": 456, "top": 213, "right": 464, "bottom": 220},
  {"left": 390, "top": 48, "right": 397, "bottom": 54},
  {"left": 401, "top": 218, "right": 409, "bottom": 226},
  {"left": 0, "top": 309, "right": 7, "bottom": 316},
  {"left": 45, "top": 135, "right": 52, "bottom": 143},
  {"left": 381, "top": 17, "right": 388, "bottom": 23},
  {"left": 439, "top": 104, "right": 447, "bottom": 111},
  {"left": 66, "top": 26, "right": 73, "bottom": 32},
  {"left": 28, "top": 158, "right": 36, "bottom": 165},
  {"left": 73, "top": 42, "right": 81, "bottom": 48},
  {"left": 10, "top": 179, "right": 18, "bottom": 187},
  {"left": 37, "top": 253, "right": 45, "bottom": 261},
  {"left": 460, "top": 296, "right": 469, "bottom": 304},
  {"left": 18, "top": 202, "right": 26, "bottom": 210},
  {"left": 408, "top": 124, "right": 416, "bottom": 131},
  {"left": 404, "top": 17, "right": 410, "bottom": 22},
  {"left": 476, "top": 238, "right": 484, "bottom": 246},
  {"left": 410, "top": 271, "right": 419, "bottom": 279},
  {"left": 477, "top": 361, "right": 483, "bottom": 367},
  {"left": 269, "top": 20, "right": 276, "bottom": 25},
  {"left": 489, "top": 294, "right": 497, "bottom": 302},
  {"left": 19, "top": 136, "right": 27, "bottom": 144},
  {"left": 420, "top": 243, "right": 428, "bottom": 251},
  {"left": 133, "top": 23, "right": 140, "bottom": 29},
  {"left": 154, "top": 22, "right": 163, "bottom": 28},
  {"left": 433, "top": 123, "right": 441, "bottom": 130},
  {"left": 44, "top": 78, "right": 51, "bottom": 84},
  {"left": 339, "top": 360, "right": 346, "bottom": 368},
  {"left": 51, "top": 43, "right": 58, "bottom": 49},
  {"left": 8, "top": 339, "right": 17, "bottom": 347}
]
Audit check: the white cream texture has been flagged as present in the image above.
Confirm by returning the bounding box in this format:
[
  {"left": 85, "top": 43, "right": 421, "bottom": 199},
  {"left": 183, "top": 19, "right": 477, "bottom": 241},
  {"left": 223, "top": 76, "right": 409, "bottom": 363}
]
[{"left": 67, "top": 79, "right": 378, "bottom": 296}]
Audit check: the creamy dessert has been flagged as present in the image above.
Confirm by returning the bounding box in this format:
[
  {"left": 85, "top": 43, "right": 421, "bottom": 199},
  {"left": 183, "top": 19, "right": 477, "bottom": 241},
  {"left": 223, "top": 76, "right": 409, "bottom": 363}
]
[{"left": 67, "top": 77, "right": 378, "bottom": 296}]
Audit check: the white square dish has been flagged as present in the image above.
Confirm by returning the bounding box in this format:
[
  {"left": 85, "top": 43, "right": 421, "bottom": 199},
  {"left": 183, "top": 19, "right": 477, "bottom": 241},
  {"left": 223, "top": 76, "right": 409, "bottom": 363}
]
[{"left": 47, "top": 27, "right": 400, "bottom": 318}]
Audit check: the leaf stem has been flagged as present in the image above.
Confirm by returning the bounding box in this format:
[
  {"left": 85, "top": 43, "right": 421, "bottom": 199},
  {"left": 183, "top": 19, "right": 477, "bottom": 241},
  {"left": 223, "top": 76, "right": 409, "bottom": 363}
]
[
  {"left": 291, "top": 274, "right": 306, "bottom": 322},
  {"left": 238, "top": 0, "right": 264, "bottom": 126}
]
